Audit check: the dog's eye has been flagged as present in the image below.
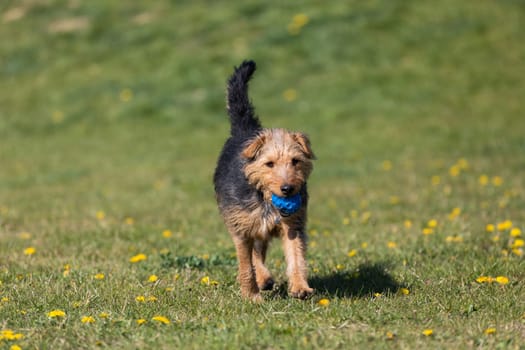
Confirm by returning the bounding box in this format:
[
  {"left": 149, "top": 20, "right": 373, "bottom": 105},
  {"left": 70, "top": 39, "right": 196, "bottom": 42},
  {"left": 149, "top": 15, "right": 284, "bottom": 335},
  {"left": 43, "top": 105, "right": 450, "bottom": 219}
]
[
  {"left": 265, "top": 161, "right": 274, "bottom": 168},
  {"left": 291, "top": 158, "right": 300, "bottom": 166}
]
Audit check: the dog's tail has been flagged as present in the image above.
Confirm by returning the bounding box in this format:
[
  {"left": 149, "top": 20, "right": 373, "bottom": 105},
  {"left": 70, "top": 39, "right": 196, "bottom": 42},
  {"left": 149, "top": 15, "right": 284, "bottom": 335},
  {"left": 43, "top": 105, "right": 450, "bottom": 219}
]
[{"left": 226, "top": 60, "right": 262, "bottom": 137}]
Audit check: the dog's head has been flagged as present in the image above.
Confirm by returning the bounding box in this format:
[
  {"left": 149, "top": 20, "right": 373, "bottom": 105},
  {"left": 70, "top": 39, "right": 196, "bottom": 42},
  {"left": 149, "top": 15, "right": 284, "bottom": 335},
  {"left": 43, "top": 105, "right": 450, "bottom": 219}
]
[{"left": 242, "top": 128, "right": 315, "bottom": 198}]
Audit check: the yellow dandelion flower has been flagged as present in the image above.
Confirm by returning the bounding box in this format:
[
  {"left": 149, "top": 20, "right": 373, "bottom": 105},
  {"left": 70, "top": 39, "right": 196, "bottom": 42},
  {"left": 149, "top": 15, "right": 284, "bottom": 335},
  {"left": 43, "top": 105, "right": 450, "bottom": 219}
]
[
  {"left": 484, "top": 327, "right": 496, "bottom": 335},
  {"left": 0, "top": 330, "right": 23, "bottom": 341},
  {"left": 448, "top": 207, "right": 461, "bottom": 220},
  {"left": 445, "top": 235, "right": 463, "bottom": 243},
  {"left": 129, "top": 253, "right": 147, "bottom": 263},
  {"left": 422, "top": 329, "right": 433, "bottom": 336},
  {"left": 511, "top": 239, "right": 524, "bottom": 248},
  {"left": 476, "top": 276, "right": 494, "bottom": 283},
  {"left": 497, "top": 220, "right": 512, "bottom": 231},
  {"left": 287, "top": 13, "right": 309, "bottom": 35},
  {"left": 96, "top": 210, "right": 105, "bottom": 220},
  {"left": 382, "top": 160, "right": 392, "bottom": 171},
  {"left": 492, "top": 176, "right": 503, "bottom": 186},
  {"left": 361, "top": 211, "right": 371, "bottom": 223},
  {"left": 153, "top": 179, "right": 167, "bottom": 190},
  {"left": 510, "top": 228, "right": 522, "bottom": 237},
  {"left": 282, "top": 88, "right": 298, "bottom": 102},
  {"left": 404, "top": 220, "right": 412, "bottom": 228},
  {"left": 512, "top": 248, "right": 523, "bottom": 256},
  {"left": 400, "top": 288, "right": 410, "bottom": 295},
  {"left": 23, "top": 247, "right": 36, "bottom": 256},
  {"left": 18, "top": 232, "right": 31, "bottom": 240},
  {"left": 1, "top": 296, "right": 9, "bottom": 302},
  {"left": 135, "top": 295, "right": 146, "bottom": 302},
  {"left": 374, "top": 292, "right": 382, "bottom": 298},
  {"left": 147, "top": 296, "right": 158, "bottom": 302},
  {"left": 10, "top": 345, "right": 23, "bottom": 350},
  {"left": 148, "top": 274, "right": 158, "bottom": 283},
  {"left": 120, "top": 88, "right": 133, "bottom": 102},
  {"left": 479, "top": 174, "right": 489, "bottom": 186},
  {"left": 318, "top": 298, "right": 330, "bottom": 307},
  {"left": 431, "top": 175, "right": 441, "bottom": 186},
  {"left": 457, "top": 158, "right": 469, "bottom": 170},
  {"left": 151, "top": 315, "right": 170, "bottom": 325},
  {"left": 48, "top": 309, "right": 66, "bottom": 318},
  {"left": 162, "top": 229, "right": 172, "bottom": 238},
  {"left": 387, "top": 241, "right": 397, "bottom": 249},
  {"left": 347, "top": 249, "right": 357, "bottom": 257},
  {"left": 485, "top": 224, "right": 495, "bottom": 232},
  {"left": 449, "top": 165, "right": 460, "bottom": 177},
  {"left": 136, "top": 318, "right": 146, "bottom": 325},
  {"left": 81, "top": 316, "right": 95, "bottom": 324},
  {"left": 422, "top": 228, "right": 434, "bottom": 235},
  {"left": 94, "top": 273, "right": 105, "bottom": 280},
  {"left": 386, "top": 331, "right": 395, "bottom": 340},
  {"left": 201, "top": 276, "right": 210, "bottom": 285},
  {"left": 99, "top": 312, "right": 109, "bottom": 318},
  {"left": 495, "top": 276, "right": 509, "bottom": 285},
  {"left": 51, "top": 110, "right": 65, "bottom": 124},
  {"left": 427, "top": 219, "right": 438, "bottom": 228}
]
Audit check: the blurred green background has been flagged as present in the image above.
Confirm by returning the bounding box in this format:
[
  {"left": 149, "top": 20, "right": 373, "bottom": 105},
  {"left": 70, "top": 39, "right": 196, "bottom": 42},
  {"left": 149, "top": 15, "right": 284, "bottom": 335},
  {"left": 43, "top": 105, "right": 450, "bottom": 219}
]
[
  {"left": 1, "top": 1, "right": 524, "bottom": 348},
  {"left": 2, "top": 1, "right": 523, "bottom": 230}
]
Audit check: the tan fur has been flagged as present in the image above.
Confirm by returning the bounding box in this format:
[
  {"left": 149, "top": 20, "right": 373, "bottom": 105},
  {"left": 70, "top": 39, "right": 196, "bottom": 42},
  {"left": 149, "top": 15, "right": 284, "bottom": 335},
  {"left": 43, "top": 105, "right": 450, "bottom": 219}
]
[
  {"left": 224, "top": 128, "right": 315, "bottom": 301},
  {"left": 243, "top": 129, "right": 314, "bottom": 199}
]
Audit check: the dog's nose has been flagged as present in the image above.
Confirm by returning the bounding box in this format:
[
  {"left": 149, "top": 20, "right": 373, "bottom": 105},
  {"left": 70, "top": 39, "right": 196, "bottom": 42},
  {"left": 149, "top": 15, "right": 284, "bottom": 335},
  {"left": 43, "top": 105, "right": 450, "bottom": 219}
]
[{"left": 280, "top": 185, "right": 294, "bottom": 196}]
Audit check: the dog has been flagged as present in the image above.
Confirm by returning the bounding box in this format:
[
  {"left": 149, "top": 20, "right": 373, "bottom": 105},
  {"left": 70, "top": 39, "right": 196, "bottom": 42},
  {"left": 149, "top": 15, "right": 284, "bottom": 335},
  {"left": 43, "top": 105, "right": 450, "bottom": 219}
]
[{"left": 213, "top": 60, "right": 315, "bottom": 301}]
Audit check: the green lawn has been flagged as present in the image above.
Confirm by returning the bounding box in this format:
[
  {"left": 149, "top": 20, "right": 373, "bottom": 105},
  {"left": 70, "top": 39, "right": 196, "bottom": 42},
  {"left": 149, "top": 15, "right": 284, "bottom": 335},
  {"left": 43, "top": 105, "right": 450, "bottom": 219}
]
[{"left": 1, "top": 1, "right": 524, "bottom": 349}]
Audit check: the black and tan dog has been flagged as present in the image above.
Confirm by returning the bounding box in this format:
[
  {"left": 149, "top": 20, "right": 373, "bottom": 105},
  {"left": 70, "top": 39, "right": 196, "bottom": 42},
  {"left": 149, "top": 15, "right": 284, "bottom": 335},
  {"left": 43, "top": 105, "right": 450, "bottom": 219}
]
[{"left": 214, "top": 60, "right": 315, "bottom": 301}]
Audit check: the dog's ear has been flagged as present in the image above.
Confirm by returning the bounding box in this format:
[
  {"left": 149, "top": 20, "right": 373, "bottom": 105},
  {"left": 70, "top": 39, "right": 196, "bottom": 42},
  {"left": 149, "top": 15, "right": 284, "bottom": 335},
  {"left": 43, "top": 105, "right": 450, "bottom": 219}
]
[
  {"left": 292, "top": 133, "right": 315, "bottom": 159},
  {"left": 242, "top": 134, "right": 266, "bottom": 160}
]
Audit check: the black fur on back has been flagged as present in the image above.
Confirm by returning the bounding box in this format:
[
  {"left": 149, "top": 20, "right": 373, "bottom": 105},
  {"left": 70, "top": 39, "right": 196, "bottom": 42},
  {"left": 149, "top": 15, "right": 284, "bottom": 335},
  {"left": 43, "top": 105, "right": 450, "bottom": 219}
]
[{"left": 214, "top": 60, "right": 264, "bottom": 210}]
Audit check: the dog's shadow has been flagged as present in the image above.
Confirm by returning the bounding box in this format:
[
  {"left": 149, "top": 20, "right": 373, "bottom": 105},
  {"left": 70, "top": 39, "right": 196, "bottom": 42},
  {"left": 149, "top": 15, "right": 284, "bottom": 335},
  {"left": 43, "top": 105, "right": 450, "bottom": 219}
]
[
  {"left": 311, "top": 262, "right": 402, "bottom": 298},
  {"left": 272, "top": 262, "right": 402, "bottom": 299}
]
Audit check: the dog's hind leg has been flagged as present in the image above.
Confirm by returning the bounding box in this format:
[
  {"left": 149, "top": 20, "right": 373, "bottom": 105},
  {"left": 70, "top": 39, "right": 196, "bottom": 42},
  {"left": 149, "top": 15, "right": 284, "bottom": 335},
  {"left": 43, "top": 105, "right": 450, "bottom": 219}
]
[{"left": 252, "top": 239, "right": 274, "bottom": 291}]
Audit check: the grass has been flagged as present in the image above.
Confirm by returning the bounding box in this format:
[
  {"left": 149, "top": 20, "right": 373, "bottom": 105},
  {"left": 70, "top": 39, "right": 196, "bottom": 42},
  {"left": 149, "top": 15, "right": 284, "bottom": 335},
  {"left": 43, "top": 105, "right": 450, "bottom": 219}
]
[{"left": 1, "top": 0, "right": 524, "bottom": 348}]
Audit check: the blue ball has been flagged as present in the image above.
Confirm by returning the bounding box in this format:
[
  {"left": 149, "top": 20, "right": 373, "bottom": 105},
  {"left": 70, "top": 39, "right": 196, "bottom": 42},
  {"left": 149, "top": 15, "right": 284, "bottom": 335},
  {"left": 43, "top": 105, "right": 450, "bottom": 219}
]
[{"left": 271, "top": 193, "right": 302, "bottom": 215}]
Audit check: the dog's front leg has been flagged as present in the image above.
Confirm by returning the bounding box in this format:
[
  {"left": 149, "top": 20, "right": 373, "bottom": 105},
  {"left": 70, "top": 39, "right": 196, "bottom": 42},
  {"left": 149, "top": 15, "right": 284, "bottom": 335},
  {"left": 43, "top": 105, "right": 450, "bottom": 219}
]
[
  {"left": 253, "top": 239, "right": 275, "bottom": 291},
  {"left": 281, "top": 224, "right": 314, "bottom": 299},
  {"left": 232, "top": 235, "right": 262, "bottom": 302}
]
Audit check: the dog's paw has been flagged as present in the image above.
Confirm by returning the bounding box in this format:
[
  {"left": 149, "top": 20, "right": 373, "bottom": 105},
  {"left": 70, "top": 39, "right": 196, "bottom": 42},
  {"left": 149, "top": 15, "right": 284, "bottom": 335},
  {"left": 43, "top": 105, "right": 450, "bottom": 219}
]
[
  {"left": 258, "top": 277, "right": 275, "bottom": 291},
  {"left": 289, "top": 286, "right": 314, "bottom": 300},
  {"left": 250, "top": 293, "right": 263, "bottom": 303},
  {"left": 241, "top": 289, "right": 263, "bottom": 303}
]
